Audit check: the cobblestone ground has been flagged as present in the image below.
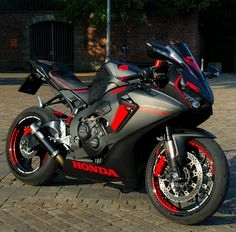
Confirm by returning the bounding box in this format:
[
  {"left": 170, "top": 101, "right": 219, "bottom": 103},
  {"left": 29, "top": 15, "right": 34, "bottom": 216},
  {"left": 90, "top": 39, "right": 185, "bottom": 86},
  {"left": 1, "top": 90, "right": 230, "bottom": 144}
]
[{"left": 0, "top": 74, "right": 235, "bottom": 231}]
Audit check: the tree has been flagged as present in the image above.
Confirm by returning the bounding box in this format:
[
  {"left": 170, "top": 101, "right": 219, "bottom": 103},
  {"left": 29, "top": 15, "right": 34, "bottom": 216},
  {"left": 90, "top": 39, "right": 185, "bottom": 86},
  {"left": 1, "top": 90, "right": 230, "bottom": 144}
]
[
  {"left": 53, "top": 0, "right": 221, "bottom": 24},
  {"left": 200, "top": 0, "right": 236, "bottom": 36}
]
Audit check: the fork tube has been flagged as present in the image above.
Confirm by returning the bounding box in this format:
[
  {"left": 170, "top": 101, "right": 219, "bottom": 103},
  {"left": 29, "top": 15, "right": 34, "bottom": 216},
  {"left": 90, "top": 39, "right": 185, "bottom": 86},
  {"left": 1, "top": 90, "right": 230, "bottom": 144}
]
[{"left": 165, "top": 126, "right": 182, "bottom": 181}]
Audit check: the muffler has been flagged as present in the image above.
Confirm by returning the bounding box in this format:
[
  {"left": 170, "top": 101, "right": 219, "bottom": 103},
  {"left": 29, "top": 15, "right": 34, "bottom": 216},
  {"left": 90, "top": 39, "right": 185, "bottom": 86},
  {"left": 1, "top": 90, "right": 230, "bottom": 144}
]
[{"left": 30, "top": 123, "right": 64, "bottom": 166}]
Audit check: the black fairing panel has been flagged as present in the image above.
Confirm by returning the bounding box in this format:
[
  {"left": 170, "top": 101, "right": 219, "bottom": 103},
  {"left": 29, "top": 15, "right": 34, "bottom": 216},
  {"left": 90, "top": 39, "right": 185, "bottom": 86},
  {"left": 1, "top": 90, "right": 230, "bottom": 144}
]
[
  {"left": 102, "top": 118, "right": 171, "bottom": 189},
  {"left": 102, "top": 134, "right": 139, "bottom": 189},
  {"left": 63, "top": 159, "right": 120, "bottom": 183}
]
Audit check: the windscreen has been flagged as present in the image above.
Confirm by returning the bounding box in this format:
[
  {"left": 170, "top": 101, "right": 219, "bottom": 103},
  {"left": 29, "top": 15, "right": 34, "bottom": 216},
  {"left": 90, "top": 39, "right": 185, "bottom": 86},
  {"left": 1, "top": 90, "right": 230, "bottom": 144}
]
[
  {"left": 171, "top": 42, "right": 205, "bottom": 81},
  {"left": 170, "top": 42, "right": 213, "bottom": 104}
]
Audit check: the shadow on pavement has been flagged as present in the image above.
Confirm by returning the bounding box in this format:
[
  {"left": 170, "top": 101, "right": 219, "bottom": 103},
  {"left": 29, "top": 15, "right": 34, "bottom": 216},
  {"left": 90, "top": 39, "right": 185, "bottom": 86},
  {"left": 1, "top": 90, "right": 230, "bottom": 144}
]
[
  {"left": 48, "top": 175, "right": 96, "bottom": 186},
  {"left": 49, "top": 149, "right": 236, "bottom": 226},
  {"left": 204, "top": 215, "right": 236, "bottom": 226},
  {"left": 203, "top": 151, "right": 236, "bottom": 226},
  {"left": 219, "top": 153, "right": 236, "bottom": 214}
]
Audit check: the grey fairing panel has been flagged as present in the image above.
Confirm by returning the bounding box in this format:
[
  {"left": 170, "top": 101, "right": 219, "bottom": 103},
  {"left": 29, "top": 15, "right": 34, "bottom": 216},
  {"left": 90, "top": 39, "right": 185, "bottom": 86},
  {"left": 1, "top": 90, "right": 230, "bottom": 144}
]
[
  {"left": 105, "top": 61, "right": 139, "bottom": 78},
  {"left": 102, "top": 88, "right": 187, "bottom": 144}
]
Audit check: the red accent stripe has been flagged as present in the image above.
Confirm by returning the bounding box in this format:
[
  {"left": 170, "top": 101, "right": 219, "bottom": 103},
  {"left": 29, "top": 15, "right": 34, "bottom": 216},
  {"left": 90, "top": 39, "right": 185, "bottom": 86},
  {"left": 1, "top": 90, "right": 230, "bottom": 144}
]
[
  {"left": 75, "top": 89, "right": 89, "bottom": 93},
  {"left": 23, "top": 127, "right": 31, "bottom": 136},
  {"left": 66, "top": 112, "right": 72, "bottom": 125},
  {"left": 111, "top": 104, "right": 129, "bottom": 131},
  {"left": 139, "top": 107, "right": 168, "bottom": 116},
  {"left": 9, "top": 128, "right": 19, "bottom": 166},
  {"left": 154, "top": 155, "right": 165, "bottom": 177},
  {"left": 155, "top": 59, "right": 163, "bottom": 68},
  {"left": 174, "top": 75, "right": 192, "bottom": 108},
  {"left": 120, "top": 76, "right": 127, "bottom": 82},
  {"left": 111, "top": 87, "right": 126, "bottom": 95},
  {"left": 152, "top": 147, "right": 178, "bottom": 213},
  {"left": 152, "top": 179, "right": 178, "bottom": 212},
  {"left": 66, "top": 117, "right": 72, "bottom": 124},
  {"left": 119, "top": 64, "right": 129, "bottom": 71},
  {"left": 186, "top": 81, "right": 200, "bottom": 93},
  {"left": 184, "top": 56, "right": 201, "bottom": 73},
  {"left": 189, "top": 141, "right": 215, "bottom": 175},
  {"left": 13, "top": 129, "right": 20, "bottom": 165},
  {"left": 53, "top": 110, "right": 64, "bottom": 117}
]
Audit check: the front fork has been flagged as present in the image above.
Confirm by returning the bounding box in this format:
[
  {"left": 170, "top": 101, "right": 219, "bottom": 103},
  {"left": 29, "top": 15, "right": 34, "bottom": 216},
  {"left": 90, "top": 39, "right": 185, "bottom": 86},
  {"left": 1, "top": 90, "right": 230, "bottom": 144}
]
[{"left": 165, "top": 126, "right": 183, "bottom": 182}]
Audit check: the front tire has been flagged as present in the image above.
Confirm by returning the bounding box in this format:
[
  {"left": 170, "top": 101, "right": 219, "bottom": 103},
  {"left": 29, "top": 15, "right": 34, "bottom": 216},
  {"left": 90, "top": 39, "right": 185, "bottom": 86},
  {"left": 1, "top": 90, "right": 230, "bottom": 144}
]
[
  {"left": 5, "top": 107, "right": 58, "bottom": 186},
  {"left": 145, "top": 138, "right": 229, "bottom": 224}
]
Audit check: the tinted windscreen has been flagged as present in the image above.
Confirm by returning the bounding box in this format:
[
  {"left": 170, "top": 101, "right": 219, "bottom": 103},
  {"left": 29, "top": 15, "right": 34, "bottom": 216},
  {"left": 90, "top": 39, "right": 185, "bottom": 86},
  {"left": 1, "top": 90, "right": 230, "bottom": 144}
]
[{"left": 172, "top": 43, "right": 204, "bottom": 80}]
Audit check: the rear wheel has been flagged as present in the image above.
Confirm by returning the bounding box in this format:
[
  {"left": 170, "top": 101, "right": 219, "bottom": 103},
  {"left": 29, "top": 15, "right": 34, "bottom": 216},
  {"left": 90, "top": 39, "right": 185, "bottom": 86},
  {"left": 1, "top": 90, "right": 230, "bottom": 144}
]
[
  {"left": 5, "top": 107, "right": 58, "bottom": 185},
  {"left": 145, "top": 138, "right": 229, "bottom": 224}
]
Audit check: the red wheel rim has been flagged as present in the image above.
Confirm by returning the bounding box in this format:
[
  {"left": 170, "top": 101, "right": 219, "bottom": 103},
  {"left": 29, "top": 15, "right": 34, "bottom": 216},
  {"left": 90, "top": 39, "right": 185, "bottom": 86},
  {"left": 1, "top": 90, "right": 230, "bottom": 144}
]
[{"left": 151, "top": 140, "right": 215, "bottom": 215}]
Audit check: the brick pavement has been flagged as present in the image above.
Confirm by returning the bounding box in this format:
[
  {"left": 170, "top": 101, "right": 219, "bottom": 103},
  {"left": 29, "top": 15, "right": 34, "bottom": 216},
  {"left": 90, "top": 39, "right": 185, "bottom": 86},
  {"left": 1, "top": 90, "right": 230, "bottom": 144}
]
[{"left": 0, "top": 74, "right": 235, "bottom": 231}]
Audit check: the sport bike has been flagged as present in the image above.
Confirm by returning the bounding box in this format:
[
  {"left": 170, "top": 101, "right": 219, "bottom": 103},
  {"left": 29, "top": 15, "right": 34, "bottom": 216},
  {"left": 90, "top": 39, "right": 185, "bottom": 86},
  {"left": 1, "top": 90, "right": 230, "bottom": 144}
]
[{"left": 6, "top": 42, "right": 229, "bottom": 224}]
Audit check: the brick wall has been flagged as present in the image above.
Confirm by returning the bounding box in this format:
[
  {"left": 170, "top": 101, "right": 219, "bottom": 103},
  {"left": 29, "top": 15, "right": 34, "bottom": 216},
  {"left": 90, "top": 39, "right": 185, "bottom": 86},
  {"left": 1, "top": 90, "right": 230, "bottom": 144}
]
[
  {"left": 81, "top": 15, "right": 200, "bottom": 69},
  {"left": 0, "top": 14, "right": 28, "bottom": 65},
  {"left": 0, "top": 13, "right": 57, "bottom": 70},
  {"left": 0, "top": 13, "right": 200, "bottom": 71}
]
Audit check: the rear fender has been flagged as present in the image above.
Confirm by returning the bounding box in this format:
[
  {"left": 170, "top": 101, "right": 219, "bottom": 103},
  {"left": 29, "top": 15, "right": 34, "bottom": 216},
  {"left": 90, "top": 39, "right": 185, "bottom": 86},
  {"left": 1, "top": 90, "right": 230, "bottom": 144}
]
[
  {"left": 18, "top": 73, "right": 43, "bottom": 95},
  {"left": 173, "top": 128, "right": 216, "bottom": 166}
]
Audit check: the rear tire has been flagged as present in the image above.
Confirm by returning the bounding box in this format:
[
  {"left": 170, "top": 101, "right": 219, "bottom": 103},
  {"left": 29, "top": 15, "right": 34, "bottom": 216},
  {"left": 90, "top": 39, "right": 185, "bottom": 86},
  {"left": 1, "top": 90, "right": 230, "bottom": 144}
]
[
  {"left": 145, "top": 138, "right": 229, "bottom": 224},
  {"left": 5, "top": 107, "right": 58, "bottom": 186}
]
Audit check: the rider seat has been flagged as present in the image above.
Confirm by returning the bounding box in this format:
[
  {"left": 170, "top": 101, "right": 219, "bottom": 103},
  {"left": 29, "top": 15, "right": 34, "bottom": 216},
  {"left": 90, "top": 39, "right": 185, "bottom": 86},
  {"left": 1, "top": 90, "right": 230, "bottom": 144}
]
[
  {"left": 34, "top": 60, "right": 110, "bottom": 105},
  {"left": 34, "top": 60, "right": 88, "bottom": 91},
  {"left": 48, "top": 71, "right": 88, "bottom": 90}
]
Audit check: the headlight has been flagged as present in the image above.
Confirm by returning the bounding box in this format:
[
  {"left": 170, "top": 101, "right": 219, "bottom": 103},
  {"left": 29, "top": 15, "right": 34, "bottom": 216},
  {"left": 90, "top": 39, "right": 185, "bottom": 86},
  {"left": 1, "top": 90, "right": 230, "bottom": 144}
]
[
  {"left": 182, "top": 91, "right": 201, "bottom": 109},
  {"left": 180, "top": 78, "right": 202, "bottom": 109}
]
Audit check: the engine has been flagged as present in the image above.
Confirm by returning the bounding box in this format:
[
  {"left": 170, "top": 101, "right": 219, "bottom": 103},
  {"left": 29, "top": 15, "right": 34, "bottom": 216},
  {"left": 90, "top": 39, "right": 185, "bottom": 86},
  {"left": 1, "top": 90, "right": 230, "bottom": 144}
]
[{"left": 78, "top": 116, "right": 107, "bottom": 158}]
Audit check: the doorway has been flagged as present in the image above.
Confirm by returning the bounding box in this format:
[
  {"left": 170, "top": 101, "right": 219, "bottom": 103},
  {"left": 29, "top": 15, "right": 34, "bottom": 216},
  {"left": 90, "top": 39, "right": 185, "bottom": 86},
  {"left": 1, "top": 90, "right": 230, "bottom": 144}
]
[{"left": 30, "top": 21, "right": 74, "bottom": 65}]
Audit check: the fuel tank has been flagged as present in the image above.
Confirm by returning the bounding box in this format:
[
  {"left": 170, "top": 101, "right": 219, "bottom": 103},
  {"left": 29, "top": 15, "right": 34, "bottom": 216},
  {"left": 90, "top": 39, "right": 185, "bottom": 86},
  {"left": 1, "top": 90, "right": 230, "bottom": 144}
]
[{"left": 99, "top": 60, "right": 140, "bottom": 88}]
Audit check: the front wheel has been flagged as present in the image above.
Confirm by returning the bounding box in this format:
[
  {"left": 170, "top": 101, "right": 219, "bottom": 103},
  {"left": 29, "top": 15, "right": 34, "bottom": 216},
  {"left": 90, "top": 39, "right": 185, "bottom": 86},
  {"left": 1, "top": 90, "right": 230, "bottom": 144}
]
[{"left": 145, "top": 138, "right": 229, "bottom": 224}]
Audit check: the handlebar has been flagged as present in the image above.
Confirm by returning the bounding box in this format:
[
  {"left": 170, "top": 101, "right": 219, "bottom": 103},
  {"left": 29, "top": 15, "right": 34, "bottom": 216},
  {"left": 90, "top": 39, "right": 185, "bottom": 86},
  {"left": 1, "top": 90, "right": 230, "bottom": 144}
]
[
  {"left": 120, "top": 67, "right": 153, "bottom": 82},
  {"left": 120, "top": 65, "right": 169, "bottom": 88}
]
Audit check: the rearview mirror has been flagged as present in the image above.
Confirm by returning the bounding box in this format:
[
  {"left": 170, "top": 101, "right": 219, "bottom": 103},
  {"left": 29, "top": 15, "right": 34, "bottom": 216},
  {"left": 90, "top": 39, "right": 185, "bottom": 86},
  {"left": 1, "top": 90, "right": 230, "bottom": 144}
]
[{"left": 204, "top": 66, "right": 220, "bottom": 79}]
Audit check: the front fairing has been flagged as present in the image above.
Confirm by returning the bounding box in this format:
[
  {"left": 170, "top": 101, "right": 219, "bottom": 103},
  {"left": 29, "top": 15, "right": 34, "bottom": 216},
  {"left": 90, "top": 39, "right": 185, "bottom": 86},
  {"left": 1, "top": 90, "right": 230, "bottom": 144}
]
[
  {"left": 201, "top": 79, "right": 214, "bottom": 105},
  {"left": 180, "top": 69, "right": 214, "bottom": 105},
  {"left": 170, "top": 43, "right": 214, "bottom": 105}
]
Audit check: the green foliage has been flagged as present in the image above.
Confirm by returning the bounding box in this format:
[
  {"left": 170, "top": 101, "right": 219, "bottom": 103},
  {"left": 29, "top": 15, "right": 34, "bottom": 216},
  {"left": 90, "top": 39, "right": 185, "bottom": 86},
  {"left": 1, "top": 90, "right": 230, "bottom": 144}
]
[
  {"left": 53, "top": 0, "right": 221, "bottom": 24},
  {"left": 148, "top": 0, "right": 221, "bottom": 14}
]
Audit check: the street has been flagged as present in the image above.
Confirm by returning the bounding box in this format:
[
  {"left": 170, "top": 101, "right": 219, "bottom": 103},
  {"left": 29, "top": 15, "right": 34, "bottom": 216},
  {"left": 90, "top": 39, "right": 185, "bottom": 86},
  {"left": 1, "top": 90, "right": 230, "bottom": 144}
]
[{"left": 0, "top": 73, "right": 235, "bottom": 231}]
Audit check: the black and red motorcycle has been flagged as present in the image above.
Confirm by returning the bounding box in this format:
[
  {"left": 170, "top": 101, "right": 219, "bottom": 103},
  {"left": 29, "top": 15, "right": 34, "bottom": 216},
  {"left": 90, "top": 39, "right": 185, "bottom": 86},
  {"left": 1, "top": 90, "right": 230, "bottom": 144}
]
[{"left": 6, "top": 42, "right": 229, "bottom": 224}]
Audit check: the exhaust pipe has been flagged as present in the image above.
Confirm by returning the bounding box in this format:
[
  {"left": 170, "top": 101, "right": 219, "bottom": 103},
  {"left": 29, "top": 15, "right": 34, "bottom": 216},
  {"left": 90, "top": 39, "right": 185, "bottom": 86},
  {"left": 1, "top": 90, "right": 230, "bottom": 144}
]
[{"left": 30, "top": 123, "right": 64, "bottom": 166}]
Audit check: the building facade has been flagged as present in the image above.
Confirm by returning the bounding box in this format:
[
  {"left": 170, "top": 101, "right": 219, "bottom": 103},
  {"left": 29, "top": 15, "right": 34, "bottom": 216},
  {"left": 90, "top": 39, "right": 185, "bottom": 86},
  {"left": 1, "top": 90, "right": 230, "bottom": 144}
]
[{"left": 0, "top": 0, "right": 201, "bottom": 71}]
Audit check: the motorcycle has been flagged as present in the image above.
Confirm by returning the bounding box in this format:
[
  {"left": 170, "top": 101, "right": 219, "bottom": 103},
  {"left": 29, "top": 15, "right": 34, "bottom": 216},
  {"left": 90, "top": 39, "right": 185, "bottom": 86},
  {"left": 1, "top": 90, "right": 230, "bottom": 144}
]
[{"left": 5, "top": 42, "right": 229, "bottom": 224}]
